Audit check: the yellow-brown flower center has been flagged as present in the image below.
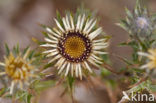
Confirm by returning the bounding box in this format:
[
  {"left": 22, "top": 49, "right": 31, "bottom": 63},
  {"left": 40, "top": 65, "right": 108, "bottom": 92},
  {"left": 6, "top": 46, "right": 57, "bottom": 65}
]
[
  {"left": 5, "top": 54, "right": 31, "bottom": 80},
  {"left": 58, "top": 32, "right": 92, "bottom": 62},
  {"left": 64, "top": 36, "right": 86, "bottom": 59}
]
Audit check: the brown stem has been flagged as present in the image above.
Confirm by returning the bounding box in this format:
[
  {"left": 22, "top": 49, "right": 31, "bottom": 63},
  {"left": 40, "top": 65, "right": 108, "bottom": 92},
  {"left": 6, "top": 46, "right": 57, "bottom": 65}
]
[
  {"left": 71, "top": 90, "right": 75, "bottom": 103},
  {"left": 55, "top": 78, "right": 64, "bottom": 87},
  {"left": 129, "top": 76, "right": 148, "bottom": 88},
  {"left": 12, "top": 97, "right": 16, "bottom": 103},
  {"left": 69, "top": 82, "right": 76, "bottom": 103},
  {"left": 60, "top": 87, "right": 68, "bottom": 97},
  {"left": 110, "top": 53, "right": 133, "bottom": 65},
  {"left": 102, "top": 62, "right": 121, "bottom": 75}
]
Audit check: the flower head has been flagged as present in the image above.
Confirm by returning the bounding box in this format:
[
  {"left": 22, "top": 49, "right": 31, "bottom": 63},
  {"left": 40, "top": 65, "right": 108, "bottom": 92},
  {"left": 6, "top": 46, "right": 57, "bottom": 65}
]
[
  {"left": 41, "top": 12, "right": 109, "bottom": 79},
  {"left": 117, "top": 0, "right": 154, "bottom": 37},
  {"left": 136, "top": 17, "right": 149, "bottom": 29},
  {"left": 0, "top": 46, "right": 38, "bottom": 94},
  {"left": 138, "top": 49, "right": 156, "bottom": 69}
]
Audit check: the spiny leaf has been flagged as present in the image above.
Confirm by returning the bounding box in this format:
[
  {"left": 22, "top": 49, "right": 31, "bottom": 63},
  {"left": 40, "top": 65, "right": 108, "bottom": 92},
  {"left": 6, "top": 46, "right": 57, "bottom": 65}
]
[
  {"left": 68, "top": 76, "right": 75, "bottom": 89},
  {"left": 23, "top": 46, "right": 29, "bottom": 56},
  {"left": 132, "top": 68, "right": 145, "bottom": 73},
  {"left": 42, "top": 31, "right": 49, "bottom": 37},
  {"left": 28, "top": 50, "right": 35, "bottom": 59},
  {"left": 56, "top": 11, "right": 64, "bottom": 28},
  {"left": 116, "top": 19, "right": 129, "bottom": 31},
  {"left": 5, "top": 43, "right": 10, "bottom": 56},
  {"left": 151, "top": 13, "right": 156, "bottom": 22},
  {"left": 149, "top": 85, "right": 156, "bottom": 92},
  {"left": 118, "top": 42, "right": 128, "bottom": 46},
  {"left": 13, "top": 44, "right": 19, "bottom": 56},
  {"left": 0, "top": 88, "right": 6, "bottom": 96},
  {"left": 34, "top": 80, "right": 55, "bottom": 91},
  {"left": 16, "top": 44, "right": 19, "bottom": 55},
  {"left": 40, "top": 24, "right": 47, "bottom": 29},
  {"left": 125, "top": 7, "right": 133, "bottom": 19},
  {"left": 149, "top": 39, "right": 156, "bottom": 45},
  {"left": 25, "top": 93, "right": 32, "bottom": 103},
  {"left": 101, "top": 68, "right": 111, "bottom": 77},
  {"left": 43, "top": 62, "right": 54, "bottom": 69},
  {"left": 32, "top": 37, "right": 45, "bottom": 45}
]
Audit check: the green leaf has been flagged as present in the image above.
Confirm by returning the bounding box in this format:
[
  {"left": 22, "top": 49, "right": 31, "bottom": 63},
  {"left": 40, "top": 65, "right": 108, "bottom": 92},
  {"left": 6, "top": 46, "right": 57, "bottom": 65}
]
[
  {"left": 13, "top": 44, "right": 19, "bottom": 56},
  {"left": 25, "top": 93, "right": 32, "bottom": 103},
  {"left": 40, "top": 24, "right": 48, "bottom": 29},
  {"left": 118, "top": 42, "right": 128, "bottom": 46},
  {"left": 125, "top": 8, "right": 133, "bottom": 19},
  {"left": 15, "top": 90, "right": 32, "bottom": 103},
  {"left": 132, "top": 52, "right": 139, "bottom": 63},
  {"left": 43, "top": 62, "right": 54, "bottom": 69},
  {"left": 5, "top": 44, "right": 10, "bottom": 56},
  {"left": 16, "top": 44, "right": 19, "bottom": 54},
  {"left": 23, "top": 46, "right": 29, "bottom": 56},
  {"left": 101, "top": 68, "right": 111, "bottom": 77},
  {"left": 106, "top": 79, "right": 117, "bottom": 89},
  {"left": 56, "top": 11, "right": 64, "bottom": 28},
  {"left": 149, "top": 85, "right": 156, "bottom": 92},
  {"left": 0, "top": 88, "right": 6, "bottom": 96},
  {"left": 128, "top": 41, "right": 138, "bottom": 50},
  {"left": 101, "top": 54, "right": 109, "bottom": 61},
  {"left": 67, "top": 76, "right": 75, "bottom": 89},
  {"left": 28, "top": 50, "right": 35, "bottom": 59},
  {"left": 132, "top": 68, "right": 145, "bottom": 73},
  {"left": 151, "top": 13, "right": 156, "bottom": 22},
  {"left": 33, "top": 80, "right": 55, "bottom": 92},
  {"left": 32, "top": 37, "right": 45, "bottom": 45},
  {"left": 135, "top": 0, "right": 140, "bottom": 16},
  {"left": 116, "top": 19, "right": 130, "bottom": 31},
  {"left": 149, "top": 39, "right": 156, "bottom": 45}
]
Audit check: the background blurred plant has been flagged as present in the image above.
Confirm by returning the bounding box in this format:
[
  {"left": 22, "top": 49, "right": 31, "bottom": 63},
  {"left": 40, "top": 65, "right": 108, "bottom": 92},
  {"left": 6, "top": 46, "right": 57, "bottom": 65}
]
[
  {"left": 0, "top": 44, "right": 46, "bottom": 103},
  {"left": 117, "top": 0, "right": 156, "bottom": 102}
]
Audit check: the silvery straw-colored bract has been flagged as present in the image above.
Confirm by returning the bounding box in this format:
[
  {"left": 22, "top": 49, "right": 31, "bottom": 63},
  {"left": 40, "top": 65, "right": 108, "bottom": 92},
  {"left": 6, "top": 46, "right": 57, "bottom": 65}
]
[{"left": 138, "top": 49, "right": 156, "bottom": 70}]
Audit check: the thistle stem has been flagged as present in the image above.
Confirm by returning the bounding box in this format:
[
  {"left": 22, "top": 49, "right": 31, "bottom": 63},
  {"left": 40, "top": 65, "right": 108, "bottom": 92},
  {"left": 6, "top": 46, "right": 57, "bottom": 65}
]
[
  {"left": 129, "top": 76, "right": 148, "bottom": 88},
  {"left": 67, "top": 76, "right": 76, "bottom": 103},
  {"left": 102, "top": 62, "right": 121, "bottom": 75}
]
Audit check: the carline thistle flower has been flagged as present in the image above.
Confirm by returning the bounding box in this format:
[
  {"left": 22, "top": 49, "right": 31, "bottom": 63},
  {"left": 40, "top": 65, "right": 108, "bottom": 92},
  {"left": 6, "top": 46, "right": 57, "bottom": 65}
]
[
  {"left": 41, "top": 12, "right": 109, "bottom": 80},
  {"left": 117, "top": 0, "right": 154, "bottom": 37},
  {"left": 136, "top": 17, "right": 149, "bottom": 29},
  {"left": 138, "top": 49, "right": 156, "bottom": 69},
  {"left": 0, "top": 47, "right": 37, "bottom": 94}
]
